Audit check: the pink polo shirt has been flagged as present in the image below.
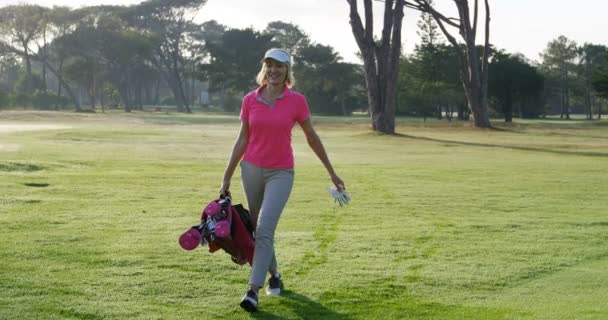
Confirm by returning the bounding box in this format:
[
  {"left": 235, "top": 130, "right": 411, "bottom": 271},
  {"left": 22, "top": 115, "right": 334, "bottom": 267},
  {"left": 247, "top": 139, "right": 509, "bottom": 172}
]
[{"left": 240, "top": 86, "right": 311, "bottom": 169}]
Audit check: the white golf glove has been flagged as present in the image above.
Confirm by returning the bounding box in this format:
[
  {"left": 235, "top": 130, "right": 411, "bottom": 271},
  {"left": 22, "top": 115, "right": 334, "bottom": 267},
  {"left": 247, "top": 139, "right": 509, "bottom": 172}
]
[{"left": 328, "top": 187, "right": 351, "bottom": 207}]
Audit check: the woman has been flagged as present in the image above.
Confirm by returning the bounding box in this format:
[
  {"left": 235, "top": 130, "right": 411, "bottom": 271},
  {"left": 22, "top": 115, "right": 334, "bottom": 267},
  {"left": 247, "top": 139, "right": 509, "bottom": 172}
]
[{"left": 219, "top": 48, "right": 345, "bottom": 312}]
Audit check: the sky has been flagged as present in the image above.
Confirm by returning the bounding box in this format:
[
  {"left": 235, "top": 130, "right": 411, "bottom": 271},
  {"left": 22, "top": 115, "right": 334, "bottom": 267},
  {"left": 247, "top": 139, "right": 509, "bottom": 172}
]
[{"left": 1, "top": 0, "right": 607, "bottom": 64}]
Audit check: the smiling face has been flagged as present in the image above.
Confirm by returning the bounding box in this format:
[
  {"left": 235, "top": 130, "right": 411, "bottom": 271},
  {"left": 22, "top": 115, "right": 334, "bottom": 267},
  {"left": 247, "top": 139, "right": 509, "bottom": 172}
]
[{"left": 264, "top": 59, "right": 288, "bottom": 86}]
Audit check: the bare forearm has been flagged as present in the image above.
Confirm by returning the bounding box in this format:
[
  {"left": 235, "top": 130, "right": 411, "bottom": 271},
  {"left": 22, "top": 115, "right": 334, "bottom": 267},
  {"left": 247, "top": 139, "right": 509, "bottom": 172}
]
[
  {"left": 223, "top": 139, "right": 247, "bottom": 181},
  {"left": 307, "top": 134, "right": 337, "bottom": 178}
]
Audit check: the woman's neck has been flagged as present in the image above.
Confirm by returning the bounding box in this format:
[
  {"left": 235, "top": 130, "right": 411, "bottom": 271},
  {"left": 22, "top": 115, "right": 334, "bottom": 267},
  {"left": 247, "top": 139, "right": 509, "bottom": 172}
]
[{"left": 265, "top": 83, "right": 285, "bottom": 97}]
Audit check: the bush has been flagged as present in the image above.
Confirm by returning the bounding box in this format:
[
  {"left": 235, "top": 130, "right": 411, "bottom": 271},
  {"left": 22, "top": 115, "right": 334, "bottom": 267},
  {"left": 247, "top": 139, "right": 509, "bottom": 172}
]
[
  {"left": 14, "top": 72, "right": 45, "bottom": 94},
  {"left": 223, "top": 94, "right": 241, "bottom": 112},
  {"left": 32, "top": 90, "right": 57, "bottom": 110},
  {"left": 75, "top": 108, "right": 96, "bottom": 113},
  {"left": 56, "top": 95, "right": 70, "bottom": 109},
  {"left": 161, "top": 96, "right": 176, "bottom": 106},
  {"left": 14, "top": 92, "right": 31, "bottom": 107}
]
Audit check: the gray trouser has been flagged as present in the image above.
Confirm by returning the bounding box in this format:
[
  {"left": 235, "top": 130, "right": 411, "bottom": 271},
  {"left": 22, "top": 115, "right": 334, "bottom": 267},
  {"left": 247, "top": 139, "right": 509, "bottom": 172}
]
[{"left": 240, "top": 161, "right": 294, "bottom": 288}]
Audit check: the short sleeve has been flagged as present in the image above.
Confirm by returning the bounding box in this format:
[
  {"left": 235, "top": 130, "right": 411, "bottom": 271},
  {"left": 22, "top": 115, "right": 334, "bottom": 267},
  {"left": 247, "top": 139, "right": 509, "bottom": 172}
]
[
  {"left": 295, "top": 96, "right": 311, "bottom": 123},
  {"left": 239, "top": 95, "right": 250, "bottom": 121}
]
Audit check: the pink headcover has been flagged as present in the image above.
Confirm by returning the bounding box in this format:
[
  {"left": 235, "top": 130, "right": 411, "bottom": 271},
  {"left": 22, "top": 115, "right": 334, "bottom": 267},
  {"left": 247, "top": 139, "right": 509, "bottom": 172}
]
[
  {"left": 179, "top": 228, "right": 202, "bottom": 250},
  {"left": 203, "top": 201, "right": 221, "bottom": 218},
  {"left": 214, "top": 221, "right": 230, "bottom": 238}
]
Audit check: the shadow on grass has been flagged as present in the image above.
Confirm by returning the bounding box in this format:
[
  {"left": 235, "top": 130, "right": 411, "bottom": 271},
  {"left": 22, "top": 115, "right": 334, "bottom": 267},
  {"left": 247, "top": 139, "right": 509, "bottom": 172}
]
[
  {"left": 0, "top": 162, "right": 45, "bottom": 172},
  {"left": 23, "top": 182, "right": 50, "bottom": 187},
  {"left": 542, "top": 131, "right": 608, "bottom": 140},
  {"left": 395, "top": 133, "right": 608, "bottom": 158},
  {"left": 494, "top": 124, "right": 608, "bottom": 140},
  {"left": 251, "top": 290, "right": 351, "bottom": 320}
]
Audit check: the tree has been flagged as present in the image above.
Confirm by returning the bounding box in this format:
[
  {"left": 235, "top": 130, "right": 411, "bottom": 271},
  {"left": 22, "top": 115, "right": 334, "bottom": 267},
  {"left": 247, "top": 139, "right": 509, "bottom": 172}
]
[
  {"left": 578, "top": 43, "right": 608, "bottom": 119},
  {"left": 416, "top": 0, "right": 442, "bottom": 48},
  {"left": 397, "top": 56, "right": 426, "bottom": 118},
  {"left": 297, "top": 44, "right": 363, "bottom": 115},
  {"left": 56, "top": 6, "right": 128, "bottom": 111},
  {"left": 413, "top": 2, "right": 441, "bottom": 119},
  {"left": 592, "top": 51, "right": 608, "bottom": 119},
  {"left": 197, "top": 28, "right": 273, "bottom": 111},
  {"left": 102, "top": 30, "right": 155, "bottom": 112},
  {"left": 46, "top": 6, "right": 81, "bottom": 108},
  {"left": 346, "top": 0, "right": 405, "bottom": 134},
  {"left": 58, "top": 8, "right": 106, "bottom": 110},
  {"left": 489, "top": 51, "right": 544, "bottom": 121},
  {"left": 0, "top": 5, "right": 82, "bottom": 110},
  {"left": 0, "top": 55, "right": 19, "bottom": 93},
  {"left": 410, "top": 1, "right": 460, "bottom": 120},
  {"left": 191, "top": 20, "right": 226, "bottom": 60},
  {"left": 406, "top": 0, "right": 492, "bottom": 128},
  {"left": 0, "top": 5, "right": 46, "bottom": 93},
  {"left": 263, "top": 21, "right": 310, "bottom": 57},
  {"left": 128, "top": 0, "right": 208, "bottom": 113},
  {"left": 264, "top": 20, "right": 367, "bottom": 115},
  {"left": 540, "top": 36, "right": 578, "bottom": 119}
]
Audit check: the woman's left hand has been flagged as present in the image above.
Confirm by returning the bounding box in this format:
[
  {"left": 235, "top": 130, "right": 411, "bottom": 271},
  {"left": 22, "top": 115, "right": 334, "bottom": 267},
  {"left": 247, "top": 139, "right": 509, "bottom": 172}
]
[{"left": 331, "top": 174, "right": 345, "bottom": 192}]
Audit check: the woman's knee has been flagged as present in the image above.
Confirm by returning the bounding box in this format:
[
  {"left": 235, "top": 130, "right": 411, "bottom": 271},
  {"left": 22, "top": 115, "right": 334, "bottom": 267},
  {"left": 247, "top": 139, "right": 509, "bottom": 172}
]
[{"left": 255, "top": 225, "right": 275, "bottom": 246}]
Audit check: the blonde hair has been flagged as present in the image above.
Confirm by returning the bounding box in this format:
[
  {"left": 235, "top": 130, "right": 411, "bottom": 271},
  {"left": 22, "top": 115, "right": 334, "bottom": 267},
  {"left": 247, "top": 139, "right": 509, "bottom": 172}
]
[{"left": 256, "top": 60, "right": 296, "bottom": 88}]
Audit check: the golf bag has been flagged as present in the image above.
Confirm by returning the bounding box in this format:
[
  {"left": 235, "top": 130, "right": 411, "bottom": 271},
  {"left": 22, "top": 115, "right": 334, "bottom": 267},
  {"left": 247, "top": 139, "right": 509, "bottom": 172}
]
[{"left": 179, "top": 195, "right": 255, "bottom": 265}]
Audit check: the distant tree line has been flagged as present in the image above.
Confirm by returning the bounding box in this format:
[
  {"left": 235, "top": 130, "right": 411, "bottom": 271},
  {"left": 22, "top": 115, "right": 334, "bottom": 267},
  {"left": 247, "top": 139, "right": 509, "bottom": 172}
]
[
  {"left": 0, "top": 0, "right": 607, "bottom": 122},
  {"left": 398, "top": 6, "right": 608, "bottom": 122},
  {"left": 0, "top": 0, "right": 366, "bottom": 115}
]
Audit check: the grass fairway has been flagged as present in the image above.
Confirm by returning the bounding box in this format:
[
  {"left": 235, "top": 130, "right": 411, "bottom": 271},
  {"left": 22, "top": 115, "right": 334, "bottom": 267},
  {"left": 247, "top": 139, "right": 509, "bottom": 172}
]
[{"left": 1, "top": 111, "right": 607, "bottom": 320}]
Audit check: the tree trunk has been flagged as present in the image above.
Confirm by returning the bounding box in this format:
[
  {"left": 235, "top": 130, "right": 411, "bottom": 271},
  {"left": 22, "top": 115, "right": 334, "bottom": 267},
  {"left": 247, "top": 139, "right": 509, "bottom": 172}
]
[
  {"left": 466, "top": 81, "right": 491, "bottom": 127},
  {"left": 503, "top": 91, "right": 513, "bottom": 122},
  {"left": 153, "top": 51, "right": 184, "bottom": 112},
  {"left": 560, "top": 91, "right": 565, "bottom": 118},
  {"left": 41, "top": 59, "right": 81, "bottom": 111},
  {"left": 565, "top": 88, "right": 571, "bottom": 119},
  {"left": 586, "top": 91, "right": 593, "bottom": 120},
  {"left": 446, "top": 104, "right": 454, "bottom": 121},
  {"left": 170, "top": 44, "right": 191, "bottom": 113},
  {"left": 120, "top": 86, "right": 131, "bottom": 112},
  {"left": 89, "top": 90, "right": 96, "bottom": 109},
  {"left": 517, "top": 99, "right": 523, "bottom": 118},
  {"left": 136, "top": 84, "right": 144, "bottom": 111},
  {"left": 458, "top": 97, "right": 467, "bottom": 120},
  {"left": 55, "top": 58, "right": 64, "bottom": 110},
  {"left": 413, "top": 0, "right": 492, "bottom": 128},
  {"left": 23, "top": 45, "right": 33, "bottom": 93},
  {"left": 119, "top": 73, "right": 132, "bottom": 112},
  {"left": 42, "top": 28, "right": 47, "bottom": 90},
  {"left": 465, "top": 10, "right": 491, "bottom": 128},
  {"left": 190, "top": 63, "right": 197, "bottom": 107},
  {"left": 100, "top": 87, "right": 106, "bottom": 113},
  {"left": 347, "top": 0, "right": 404, "bottom": 134},
  {"left": 219, "top": 83, "right": 226, "bottom": 110},
  {"left": 165, "top": 73, "right": 184, "bottom": 111},
  {"left": 154, "top": 79, "right": 161, "bottom": 105},
  {"left": 173, "top": 70, "right": 189, "bottom": 112},
  {"left": 90, "top": 75, "right": 97, "bottom": 109}
]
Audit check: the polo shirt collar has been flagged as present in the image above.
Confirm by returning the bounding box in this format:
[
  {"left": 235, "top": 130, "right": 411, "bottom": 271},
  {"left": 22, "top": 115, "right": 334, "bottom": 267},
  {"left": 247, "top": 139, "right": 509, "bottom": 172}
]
[{"left": 255, "top": 85, "right": 293, "bottom": 99}]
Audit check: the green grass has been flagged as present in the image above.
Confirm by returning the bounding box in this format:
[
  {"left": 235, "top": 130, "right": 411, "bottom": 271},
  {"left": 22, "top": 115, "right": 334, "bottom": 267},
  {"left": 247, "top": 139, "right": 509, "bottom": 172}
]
[{"left": 1, "top": 111, "right": 607, "bottom": 320}]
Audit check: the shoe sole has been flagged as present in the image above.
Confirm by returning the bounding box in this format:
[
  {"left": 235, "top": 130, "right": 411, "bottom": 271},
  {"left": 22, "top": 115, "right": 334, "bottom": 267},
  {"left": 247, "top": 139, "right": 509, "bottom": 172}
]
[
  {"left": 240, "top": 299, "right": 258, "bottom": 312},
  {"left": 266, "top": 288, "right": 281, "bottom": 296}
]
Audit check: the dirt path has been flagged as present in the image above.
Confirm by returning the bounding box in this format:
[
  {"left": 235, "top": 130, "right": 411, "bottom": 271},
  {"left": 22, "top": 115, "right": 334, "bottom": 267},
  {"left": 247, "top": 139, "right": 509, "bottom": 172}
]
[
  {"left": 0, "top": 124, "right": 72, "bottom": 133},
  {"left": 0, "top": 123, "right": 72, "bottom": 152}
]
